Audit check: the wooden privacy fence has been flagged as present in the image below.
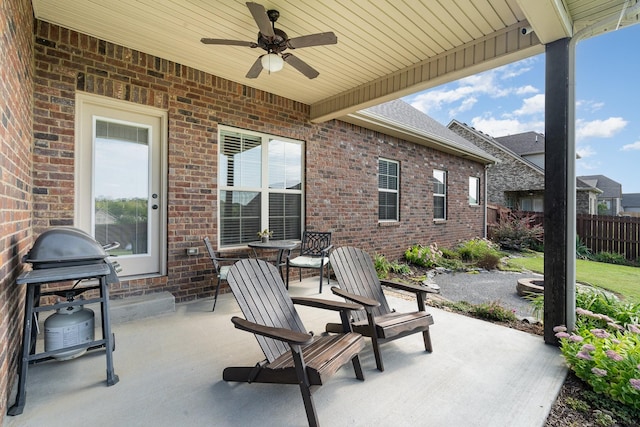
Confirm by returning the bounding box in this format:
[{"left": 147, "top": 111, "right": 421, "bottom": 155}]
[
  {"left": 577, "top": 214, "right": 640, "bottom": 261},
  {"left": 487, "top": 205, "right": 640, "bottom": 261}
]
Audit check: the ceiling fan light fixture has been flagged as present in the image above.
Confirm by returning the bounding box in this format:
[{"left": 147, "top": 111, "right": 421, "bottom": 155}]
[{"left": 261, "top": 53, "right": 284, "bottom": 73}]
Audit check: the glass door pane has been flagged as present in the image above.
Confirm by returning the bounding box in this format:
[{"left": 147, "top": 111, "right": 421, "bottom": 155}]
[{"left": 94, "top": 120, "right": 150, "bottom": 256}]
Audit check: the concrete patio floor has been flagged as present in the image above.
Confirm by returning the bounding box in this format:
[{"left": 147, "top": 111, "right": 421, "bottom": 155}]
[{"left": 4, "top": 276, "right": 567, "bottom": 427}]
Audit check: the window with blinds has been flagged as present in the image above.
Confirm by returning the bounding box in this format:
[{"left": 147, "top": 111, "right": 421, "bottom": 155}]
[
  {"left": 378, "top": 158, "right": 399, "bottom": 221},
  {"left": 433, "top": 170, "right": 447, "bottom": 220},
  {"left": 219, "top": 128, "right": 303, "bottom": 246}
]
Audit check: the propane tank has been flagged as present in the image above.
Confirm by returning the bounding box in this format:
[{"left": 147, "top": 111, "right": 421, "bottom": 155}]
[{"left": 44, "top": 299, "right": 95, "bottom": 361}]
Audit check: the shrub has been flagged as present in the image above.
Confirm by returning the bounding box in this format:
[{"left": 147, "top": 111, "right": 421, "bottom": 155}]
[
  {"left": 592, "top": 251, "right": 629, "bottom": 266},
  {"left": 456, "top": 238, "right": 501, "bottom": 262},
  {"left": 475, "top": 252, "right": 501, "bottom": 270},
  {"left": 389, "top": 260, "right": 412, "bottom": 275},
  {"left": 471, "top": 301, "right": 518, "bottom": 322},
  {"left": 491, "top": 211, "right": 543, "bottom": 251},
  {"left": 576, "top": 236, "right": 592, "bottom": 260},
  {"left": 555, "top": 289, "right": 640, "bottom": 412},
  {"left": 404, "top": 243, "right": 442, "bottom": 268},
  {"left": 555, "top": 319, "right": 640, "bottom": 411},
  {"left": 373, "top": 253, "right": 391, "bottom": 279},
  {"left": 440, "top": 248, "right": 460, "bottom": 259}
]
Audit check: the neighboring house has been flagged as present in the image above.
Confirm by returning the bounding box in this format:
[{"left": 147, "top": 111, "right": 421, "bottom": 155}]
[
  {"left": 622, "top": 193, "right": 640, "bottom": 215},
  {"left": 448, "top": 121, "right": 600, "bottom": 214},
  {"left": 578, "top": 175, "right": 623, "bottom": 215}
]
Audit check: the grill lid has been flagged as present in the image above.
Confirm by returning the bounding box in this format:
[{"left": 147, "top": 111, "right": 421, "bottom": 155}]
[{"left": 24, "top": 227, "right": 109, "bottom": 268}]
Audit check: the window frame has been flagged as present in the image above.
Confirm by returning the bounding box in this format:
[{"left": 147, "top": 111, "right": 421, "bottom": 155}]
[
  {"left": 217, "top": 125, "right": 304, "bottom": 248},
  {"left": 469, "top": 176, "right": 480, "bottom": 205},
  {"left": 433, "top": 169, "right": 447, "bottom": 221},
  {"left": 378, "top": 158, "right": 400, "bottom": 222}
]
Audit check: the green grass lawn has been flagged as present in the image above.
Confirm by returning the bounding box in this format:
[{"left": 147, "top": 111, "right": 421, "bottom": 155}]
[{"left": 507, "top": 252, "right": 640, "bottom": 303}]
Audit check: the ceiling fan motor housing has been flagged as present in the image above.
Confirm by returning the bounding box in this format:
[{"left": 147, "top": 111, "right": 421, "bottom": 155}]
[{"left": 257, "top": 27, "right": 288, "bottom": 53}]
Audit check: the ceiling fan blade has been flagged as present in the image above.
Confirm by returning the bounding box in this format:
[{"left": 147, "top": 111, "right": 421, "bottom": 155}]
[
  {"left": 282, "top": 54, "right": 319, "bottom": 79},
  {"left": 245, "top": 56, "right": 264, "bottom": 79},
  {"left": 246, "top": 2, "right": 275, "bottom": 38},
  {"left": 201, "top": 38, "right": 257, "bottom": 47},
  {"left": 287, "top": 32, "right": 337, "bottom": 49}
]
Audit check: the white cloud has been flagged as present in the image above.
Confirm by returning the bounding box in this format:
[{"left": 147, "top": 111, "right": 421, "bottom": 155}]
[
  {"left": 576, "top": 100, "right": 605, "bottom": 113},
  {"left": 449, "top": 97, "right": 478, "bottom": 116},
  {"left": 470, "top": 116, "right": 544, "bottom": 137},
  {"left": 621, "top": 140, "right": 640, "bottom": 151},
  {"left": 513, "top": 94, "right": 545, "bottom": 116},
  {"left": 577, "top": 159, "right": 601, "bottom": 172},
  {"left": 577, "top": 145, "right": 596, "bottom": 158},
  {"left": 406, "top": 58, "right": 542, "bottom": 119},
  {"left": 515, "top": 85, "right": 539, "bottom": 95},
  {"left": 576, "top": 117, "right": 627, "bottom": 140}
]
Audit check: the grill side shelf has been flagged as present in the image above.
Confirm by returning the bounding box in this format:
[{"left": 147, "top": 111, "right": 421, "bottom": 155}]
[{"left": 16, "top": 264, "right": 111, "bottom": 285}]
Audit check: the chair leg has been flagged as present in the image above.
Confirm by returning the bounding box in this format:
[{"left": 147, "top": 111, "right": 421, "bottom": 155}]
[
  {"left": 366, "top": 311, "right": 384, "bottom": 371},
  {"left": 422, "top": 328, "right": 433, "bottom": 353},
  {"left": 212, "top": 276, "right": 221, "bottom": 312},
  {"left": 291, "top": 345, "right": 319, "bottom": 427},
  {"left": 286, "top": 262, "right": 290, "bottom": 290},
  {"left": 318, "top": 270, "right": 323, "bottom": 294},
  {"left": 351, "top": 355, "right": 365, "bottom": 380}
]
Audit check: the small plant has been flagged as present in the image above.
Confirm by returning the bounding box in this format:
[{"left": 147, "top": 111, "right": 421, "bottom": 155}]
[
  {"left": 455, "top": 238, "right": 502, "bottom": 270},
  {"left": 525, "top": 293, "right": 544, "bottom": 322},
  {"left": 471, "top": 300, "right": 518, "bottom": 322},
  {"left": 490, "top": 210, "right": 544, "bottom": 251},
  {"left": 389, "top": 261, "right": 412, "bottom": 275},
  {"left": 592, "top": 251, "right": 629, "bottom": 266},
  {"left": 440, "top": 248, "right": 460, "bottom": 259},
  {"left": 257, "top": 229, "right": 273, "bottom": 238},
  {"left": 576, "top": 235, "right": 592, "bottom": 260},
  {"left": 475, "top": 252, "right": 501, "bottom": 270},
  {"left": 404, "top": 243, "right": 443, "bottom": 268},
  {"left": 373, "top": 253, "right": 391, "bottom": 279},
  {"left": 565, "top": 396, "right": 590, "bottom": 412}
]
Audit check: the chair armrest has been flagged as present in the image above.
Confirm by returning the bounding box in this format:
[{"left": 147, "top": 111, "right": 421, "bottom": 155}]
[
  {"left": 320, "top": 244, "right": 334, "bottom": 256},
  {"left": 331, "top": 286, "right": 380, "bottom": 308},
  {"left": 292, "top": 296, "right": 362, "bottom": 312},
  {"left": 380, "top": 279, "right": 440, "bottom": 294},
  {"left": 231, "top": 316, "right": 313, "bottom": 346}
]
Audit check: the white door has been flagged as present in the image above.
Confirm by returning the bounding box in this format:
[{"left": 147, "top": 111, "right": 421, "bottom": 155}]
[{"left": 76, "top": 94, "right": 167, "bottom": 277}]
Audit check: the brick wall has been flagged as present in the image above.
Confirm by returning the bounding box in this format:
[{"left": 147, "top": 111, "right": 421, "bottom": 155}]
[
  {"left": 449, "top": 122, "right": 545, "bottom": 206},
  {"left": 1, "top": 0, "right": 34, "bottom": 420},
  {"left": 31, "top": 21, "right": 486, "bottom": 305}
]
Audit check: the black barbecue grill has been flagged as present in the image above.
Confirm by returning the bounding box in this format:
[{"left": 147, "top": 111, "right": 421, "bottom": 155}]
[{"left": 8, "top": 227, "right": 120, "bottom": 416}]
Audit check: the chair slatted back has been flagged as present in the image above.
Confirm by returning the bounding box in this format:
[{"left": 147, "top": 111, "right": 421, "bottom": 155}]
[
  {"left": 299, "top": 231, "right": 332, "bottom": 257},
  {"left": 226, "top": 259, "right": 308, "bottom": 362},
  {"left": 329, "top": 247, "right": 391, "bottom": 321}
]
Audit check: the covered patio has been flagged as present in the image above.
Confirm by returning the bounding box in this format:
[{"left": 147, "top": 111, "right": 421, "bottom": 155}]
[{"left": 3, "top": 277, "right": 566, "bottom": 427}]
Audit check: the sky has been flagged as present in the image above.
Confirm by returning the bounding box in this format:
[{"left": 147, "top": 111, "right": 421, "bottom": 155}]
[{"left": 403, "top": 24, "right": 640, "bottom": 193}]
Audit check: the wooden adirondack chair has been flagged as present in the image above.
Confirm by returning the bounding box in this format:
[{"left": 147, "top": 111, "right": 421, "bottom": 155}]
[
  {"left": 326, "top": 246, "right": 439, "bottom": 372},
  {"left": 224, "top": 258, "right": 366, "bottom": 427}
]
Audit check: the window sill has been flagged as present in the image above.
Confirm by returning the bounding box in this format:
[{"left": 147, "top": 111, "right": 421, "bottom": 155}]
[
  {"left": 378, "top": 221, "right": 400, "bottom": 227},
  {"left": 433, "top": 219, "right": 447, "bottom": 224}
]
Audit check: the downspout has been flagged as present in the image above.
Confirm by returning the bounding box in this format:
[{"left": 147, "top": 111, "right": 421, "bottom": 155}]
[
  {"left": 484, "top": 163, "right": 490, "bottom": 238},
  {"left": 562, "top": 1, "right": 640, "bottom": 329}
]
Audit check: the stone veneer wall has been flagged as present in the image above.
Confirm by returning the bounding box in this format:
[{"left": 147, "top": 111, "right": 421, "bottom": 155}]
[
  {"left": 448, "top": 122, "right": 544, "bottom": 206},
  {"left": 1, "top": 0, "right": 34, "bottom": 420}
]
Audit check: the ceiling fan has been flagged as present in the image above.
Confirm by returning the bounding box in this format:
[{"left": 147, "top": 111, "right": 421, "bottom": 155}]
[{"left": 201, "top": 2, "right": 337, "bottom": 79}]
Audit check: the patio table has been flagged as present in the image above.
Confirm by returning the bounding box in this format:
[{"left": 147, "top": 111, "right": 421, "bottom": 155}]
[{"left": 247, "top": 240, "right": 298, "bottom": 279}]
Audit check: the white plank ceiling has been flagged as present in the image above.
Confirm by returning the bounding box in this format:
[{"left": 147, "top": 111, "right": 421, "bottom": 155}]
[{"left": 32, "top": 0, "right": 639, "bottom": 122}]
